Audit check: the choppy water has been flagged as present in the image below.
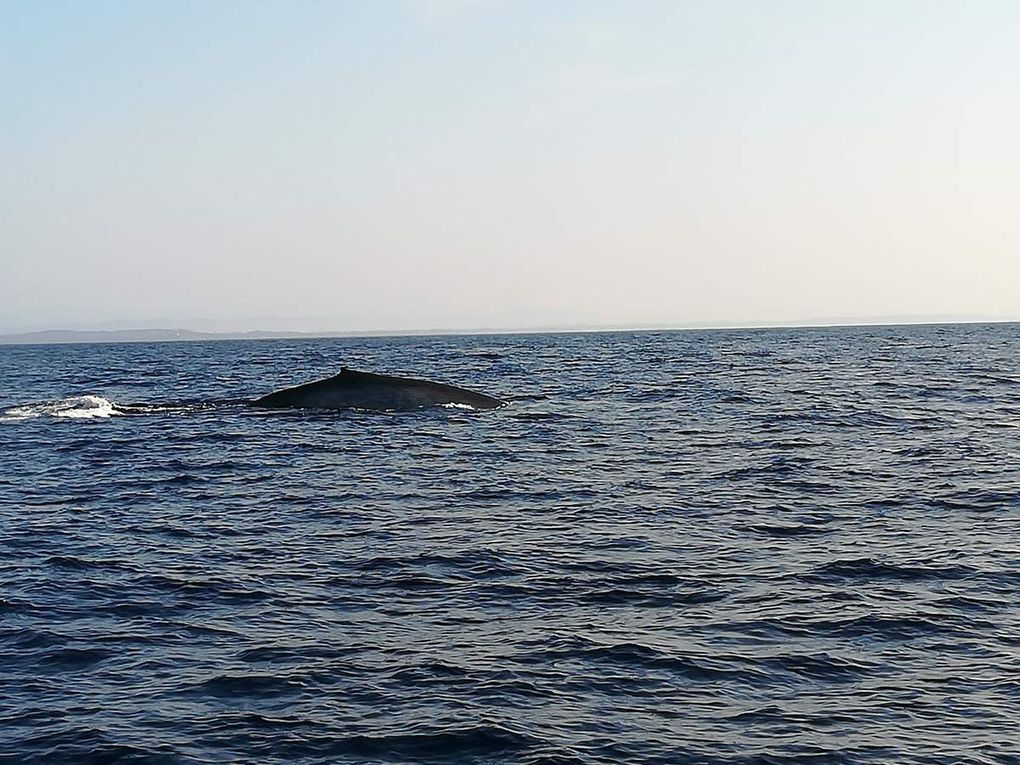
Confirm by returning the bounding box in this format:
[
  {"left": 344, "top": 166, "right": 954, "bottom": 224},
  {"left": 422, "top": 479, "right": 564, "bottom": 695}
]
[{"left": 2, "top": 324, "right": 1019, "bottom": 765}]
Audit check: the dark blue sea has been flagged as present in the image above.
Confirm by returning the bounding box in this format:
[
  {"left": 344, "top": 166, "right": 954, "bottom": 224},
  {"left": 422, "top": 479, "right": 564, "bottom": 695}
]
[{"left": 2, "top": 325, "right": 1019, "bottom": 765}]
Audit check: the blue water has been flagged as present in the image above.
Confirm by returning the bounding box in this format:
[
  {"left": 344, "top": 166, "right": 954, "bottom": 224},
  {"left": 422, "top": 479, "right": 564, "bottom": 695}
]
[{"left": 2, "top": 325, "right": 1018, "bottom": 765}]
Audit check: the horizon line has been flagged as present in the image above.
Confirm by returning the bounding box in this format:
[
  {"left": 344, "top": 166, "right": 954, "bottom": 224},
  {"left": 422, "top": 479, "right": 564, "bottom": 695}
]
[{"left": 1, "top": 316, "right": 1018, "bottom": 346}]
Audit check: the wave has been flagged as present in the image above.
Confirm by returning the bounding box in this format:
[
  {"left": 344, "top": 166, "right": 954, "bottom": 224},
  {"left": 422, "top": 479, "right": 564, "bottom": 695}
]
[
  {"left": 0, "top": 396, "right": 244, "bottom": 422},
  {"left": 0, "top": 391, "right": 503, "bottom": 422},
  {"left": 0, "top": 395, "right": 119, "bottom": 421}
]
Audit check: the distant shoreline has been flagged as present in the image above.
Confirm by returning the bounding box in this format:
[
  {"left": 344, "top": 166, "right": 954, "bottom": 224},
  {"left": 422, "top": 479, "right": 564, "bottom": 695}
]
[{"left": 0, "top": 319, "right": 1016, "bottom": 346}]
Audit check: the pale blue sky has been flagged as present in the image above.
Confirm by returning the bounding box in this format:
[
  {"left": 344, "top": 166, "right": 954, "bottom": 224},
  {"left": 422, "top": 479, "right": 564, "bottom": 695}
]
[{"left": 3, "top": 1, "right": 1018, "bottom": 332}]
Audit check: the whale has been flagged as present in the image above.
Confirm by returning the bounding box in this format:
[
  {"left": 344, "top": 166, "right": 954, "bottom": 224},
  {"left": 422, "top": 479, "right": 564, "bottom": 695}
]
[{"left": 249, "top": 368, "right": 505, "bottom": 411}]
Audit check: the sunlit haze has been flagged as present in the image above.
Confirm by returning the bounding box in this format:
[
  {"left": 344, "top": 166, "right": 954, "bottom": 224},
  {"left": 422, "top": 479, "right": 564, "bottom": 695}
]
[{"left": 3, "top": 1, "right": 1018, "bottom": 333}]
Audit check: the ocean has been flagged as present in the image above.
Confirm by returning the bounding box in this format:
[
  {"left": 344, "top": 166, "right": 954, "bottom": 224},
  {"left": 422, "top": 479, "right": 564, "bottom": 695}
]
[{"left": 1, "top": 324, "right": 1018, "bottom": 765}]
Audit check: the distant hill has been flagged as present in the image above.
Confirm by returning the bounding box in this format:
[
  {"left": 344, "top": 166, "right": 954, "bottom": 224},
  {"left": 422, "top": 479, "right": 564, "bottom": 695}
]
[
  {"left": 0, "top": 328, "right": 317, "bottom": 345},
  {"left": 0, "top": 326, "right": 519, "bottom": 345}
]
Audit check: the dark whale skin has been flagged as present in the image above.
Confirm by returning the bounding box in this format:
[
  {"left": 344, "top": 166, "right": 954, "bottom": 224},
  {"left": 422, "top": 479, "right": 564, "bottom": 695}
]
[{"left": 250, "top": 368, "right": 504, "bottom": 411}]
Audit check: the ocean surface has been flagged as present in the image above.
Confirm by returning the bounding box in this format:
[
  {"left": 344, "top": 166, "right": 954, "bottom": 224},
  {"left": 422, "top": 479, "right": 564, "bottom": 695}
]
[{"left": 1, "top": 324, "right": 1018, "bottom": 765}]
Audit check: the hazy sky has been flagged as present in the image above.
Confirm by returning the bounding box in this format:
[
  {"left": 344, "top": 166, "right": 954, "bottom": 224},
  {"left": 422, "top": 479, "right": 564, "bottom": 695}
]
[{"left": 3, "top": 1, "right": 1018, "bottom": 332}]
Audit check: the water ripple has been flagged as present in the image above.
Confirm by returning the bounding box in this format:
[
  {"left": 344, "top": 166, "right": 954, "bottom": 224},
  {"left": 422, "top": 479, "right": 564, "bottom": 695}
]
[{"left": 2, "top": 325, "right": 1019, "bottom": 764}]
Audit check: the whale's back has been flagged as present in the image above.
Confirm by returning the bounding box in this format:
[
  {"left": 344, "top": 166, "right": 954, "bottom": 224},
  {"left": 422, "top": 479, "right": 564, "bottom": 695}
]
[{"left": 251, "top": 368, "right": 504, "bottom": 411}]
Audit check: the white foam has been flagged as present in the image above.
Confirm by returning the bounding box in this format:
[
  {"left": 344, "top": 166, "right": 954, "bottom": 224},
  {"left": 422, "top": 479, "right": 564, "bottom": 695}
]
[{"left": 1, "top": 395, "right": 120, "bottom": 422}]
